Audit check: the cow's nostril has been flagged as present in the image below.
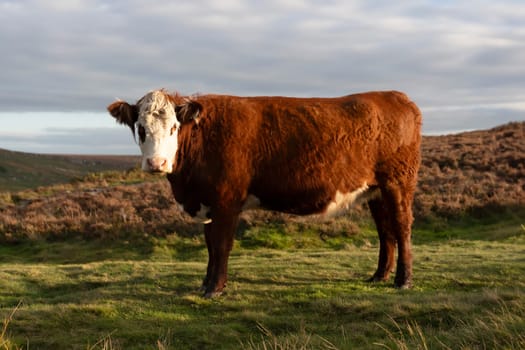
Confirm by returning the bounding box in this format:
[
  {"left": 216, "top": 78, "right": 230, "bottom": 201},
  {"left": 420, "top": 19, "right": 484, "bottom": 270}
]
[{"left": 147, "top": 157, "right": 168, "bottom": 172}]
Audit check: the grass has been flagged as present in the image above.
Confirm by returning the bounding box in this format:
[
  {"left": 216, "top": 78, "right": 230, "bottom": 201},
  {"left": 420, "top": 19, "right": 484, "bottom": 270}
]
[
  {"left": 0, "top": 121, "right": 523, "bottom": 348},
  {"left": 0, "top": 218, "right": 524, "bottom": 349}
]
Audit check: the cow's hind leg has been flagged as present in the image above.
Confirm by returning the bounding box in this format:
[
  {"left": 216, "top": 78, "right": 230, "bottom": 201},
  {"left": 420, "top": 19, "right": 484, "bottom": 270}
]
[
  {"left": 368, "top": 197, "right": 396, "bottom": 283},
  {"left": 383, "top": 185, "right": 414, "bottom": 289},
  {"left": 203, "top": 210, "right": 239, "bottom": 298},
  {"left": 374, "top": 145, "right": 419, "bottom": 289}
]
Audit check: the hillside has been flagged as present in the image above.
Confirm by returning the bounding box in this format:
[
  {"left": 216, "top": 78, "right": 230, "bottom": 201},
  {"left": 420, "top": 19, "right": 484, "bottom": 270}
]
[
  {"left": 416, "top": 121, "right": 524, "bottom": 220},
  {"left": 0, "top": 121, "right": 523, "bottom": 241},
  {"left": 0, "top": 149, "right": 140, "bottom": 191}
]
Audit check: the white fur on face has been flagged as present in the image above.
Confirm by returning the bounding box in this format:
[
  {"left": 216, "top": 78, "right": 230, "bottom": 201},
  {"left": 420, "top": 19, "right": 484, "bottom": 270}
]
[{"left": 136, "top": 91, "right": 179, "bottom": 173}]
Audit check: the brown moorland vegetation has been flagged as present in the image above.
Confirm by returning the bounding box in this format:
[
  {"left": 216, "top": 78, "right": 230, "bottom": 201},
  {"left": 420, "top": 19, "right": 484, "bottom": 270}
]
[
  {"left": 0, "top": 121, "right": 523, "bottom": 242},
  {"left": 416, "top": 121, "right": 524, "bottom": 220}
]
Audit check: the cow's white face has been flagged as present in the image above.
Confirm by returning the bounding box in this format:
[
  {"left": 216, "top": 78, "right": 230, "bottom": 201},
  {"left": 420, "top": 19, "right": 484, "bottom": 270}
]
[
  {"left": 108, "top": 89, "right": 202, "bottom": 174},
  {"left": 135, "top": 91, "right": 179, "bottom": 173}
]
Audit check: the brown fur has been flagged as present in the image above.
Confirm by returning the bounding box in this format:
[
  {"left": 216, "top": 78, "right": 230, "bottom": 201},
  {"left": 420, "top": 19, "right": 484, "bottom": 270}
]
[{"left": 109, "top": 90, "right": 422, "bottom": 297}]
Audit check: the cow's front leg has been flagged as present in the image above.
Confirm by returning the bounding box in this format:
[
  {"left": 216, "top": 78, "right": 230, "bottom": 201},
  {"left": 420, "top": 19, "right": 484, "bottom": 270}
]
[
  {"left": 203, "top": 211, "right": 239, "bottom": 298},
  {"left": 200, "top": 223, "right": 214, "bottom": 292}
]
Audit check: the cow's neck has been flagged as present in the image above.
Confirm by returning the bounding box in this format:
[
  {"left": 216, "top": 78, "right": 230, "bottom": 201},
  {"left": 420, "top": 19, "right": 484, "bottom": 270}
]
[{"left": 172, "top": 122, "right": 204, "bottom": 177}]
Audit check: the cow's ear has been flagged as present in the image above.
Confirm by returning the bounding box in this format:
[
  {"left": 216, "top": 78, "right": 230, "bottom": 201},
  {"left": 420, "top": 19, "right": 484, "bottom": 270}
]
[
  {"left": 175, "top": 100, "right": 203, "bottom": 124},
  {"left": 107, "top": 101, "right": 138, "bottom": 133}
]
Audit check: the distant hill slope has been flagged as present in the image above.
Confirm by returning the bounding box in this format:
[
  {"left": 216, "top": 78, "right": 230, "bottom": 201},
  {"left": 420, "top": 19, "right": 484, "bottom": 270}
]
[
  {"left": 0, "top": 121, "right": 523, "bottom": 241},
  {"left": 0, "top": 149, "right": 140, "bottom": 191},
  {"left": 416, "top": 121, "right": 524, "bottom": 219},
  {"left": 1, "top": 121, "right": 524, "bottom": 208}
]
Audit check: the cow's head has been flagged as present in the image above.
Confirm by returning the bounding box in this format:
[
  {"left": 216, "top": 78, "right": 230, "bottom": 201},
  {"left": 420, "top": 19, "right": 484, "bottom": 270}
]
[{"left": 107, "top": 90, "right": 202, "bottom": 173}]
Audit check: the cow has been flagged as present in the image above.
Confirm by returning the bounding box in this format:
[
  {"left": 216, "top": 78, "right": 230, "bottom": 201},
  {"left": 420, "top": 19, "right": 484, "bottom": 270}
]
[{"left": 107, "top": 89, "right": 422, "bottom": 298}]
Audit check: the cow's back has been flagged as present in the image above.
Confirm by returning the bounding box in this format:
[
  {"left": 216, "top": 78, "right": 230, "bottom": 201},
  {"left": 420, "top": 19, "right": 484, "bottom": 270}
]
[{"left": 190, "top": 91, "right": 420, "bottom": 215}]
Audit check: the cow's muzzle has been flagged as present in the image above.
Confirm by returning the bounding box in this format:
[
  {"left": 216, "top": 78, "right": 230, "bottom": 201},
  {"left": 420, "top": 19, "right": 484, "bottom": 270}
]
[{"left": 146, "top": 157, "right": 170, "bottom": 173}]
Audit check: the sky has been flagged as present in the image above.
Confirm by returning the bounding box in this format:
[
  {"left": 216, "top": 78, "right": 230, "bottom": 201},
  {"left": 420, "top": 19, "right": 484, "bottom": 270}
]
[{"left": 0, "top": 0, "right": 524, "bottom": 155}]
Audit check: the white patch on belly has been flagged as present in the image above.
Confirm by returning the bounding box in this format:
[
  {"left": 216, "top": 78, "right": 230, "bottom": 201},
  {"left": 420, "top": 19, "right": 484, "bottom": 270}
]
[
  {"left": 323, "top": 183, "right": 376, "bottom": 217},
  {"left": 242, "top": 195, "right": 261, "bottom": 211}
]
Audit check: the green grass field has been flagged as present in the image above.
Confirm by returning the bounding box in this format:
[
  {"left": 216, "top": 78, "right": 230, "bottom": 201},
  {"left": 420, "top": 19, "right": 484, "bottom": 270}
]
[{"left": 1, "top": 215, "right": 524, "bottom": 349}]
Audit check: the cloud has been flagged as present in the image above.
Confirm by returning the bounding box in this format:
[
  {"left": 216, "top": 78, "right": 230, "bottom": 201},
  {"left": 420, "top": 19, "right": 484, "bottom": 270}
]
[
  {"left": 0, "top": 127, "right": 138, "bottom": 155},
  {"left": 0, "top": 0, "right": 523, "bottom": 132},
  {"left": 423, "top": 106, "right": 525, "bottom": 135}
]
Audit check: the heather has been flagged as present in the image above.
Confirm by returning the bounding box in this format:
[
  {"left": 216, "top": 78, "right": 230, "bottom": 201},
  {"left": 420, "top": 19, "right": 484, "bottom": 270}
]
[{"left": 1, "top": 122, "right": 523, "bottom": 242}]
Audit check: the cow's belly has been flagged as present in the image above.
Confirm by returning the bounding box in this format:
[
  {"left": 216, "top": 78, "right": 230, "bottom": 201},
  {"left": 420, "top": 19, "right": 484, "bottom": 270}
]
[
  {"left": 181, "top": 184, "right": 380, "bottom": 225},
  {"left": 248, "top": 183, "right": 380, "bottom": 217}
]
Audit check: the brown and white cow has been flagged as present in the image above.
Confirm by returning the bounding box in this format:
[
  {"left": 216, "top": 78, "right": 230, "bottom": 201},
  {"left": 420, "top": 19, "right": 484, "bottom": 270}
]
[{"left": 108, "top": 89, "right": 422, "bottom": 298}]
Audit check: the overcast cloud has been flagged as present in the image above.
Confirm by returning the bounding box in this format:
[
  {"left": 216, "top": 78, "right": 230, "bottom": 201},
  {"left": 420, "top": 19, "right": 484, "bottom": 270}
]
[{"left": 0, "top": 0, "right": 524, "bottom": 153}]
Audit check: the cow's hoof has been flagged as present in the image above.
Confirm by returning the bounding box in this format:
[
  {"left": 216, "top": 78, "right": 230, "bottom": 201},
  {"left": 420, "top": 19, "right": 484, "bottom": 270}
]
[
  {"left": 203, "top": 290, "right": 223, "bottom": 299},
  {"left": 367, "top": 275, "right": 388, "bottom": 283}
]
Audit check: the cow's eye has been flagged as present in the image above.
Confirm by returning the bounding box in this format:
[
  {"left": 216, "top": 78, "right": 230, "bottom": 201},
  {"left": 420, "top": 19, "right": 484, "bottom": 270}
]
[
  {"left": 158, "top": 109, "right": 165, "bottom": 115},
  {"left": 138, "top": 125, "right": 146, "bottom": 143}
]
